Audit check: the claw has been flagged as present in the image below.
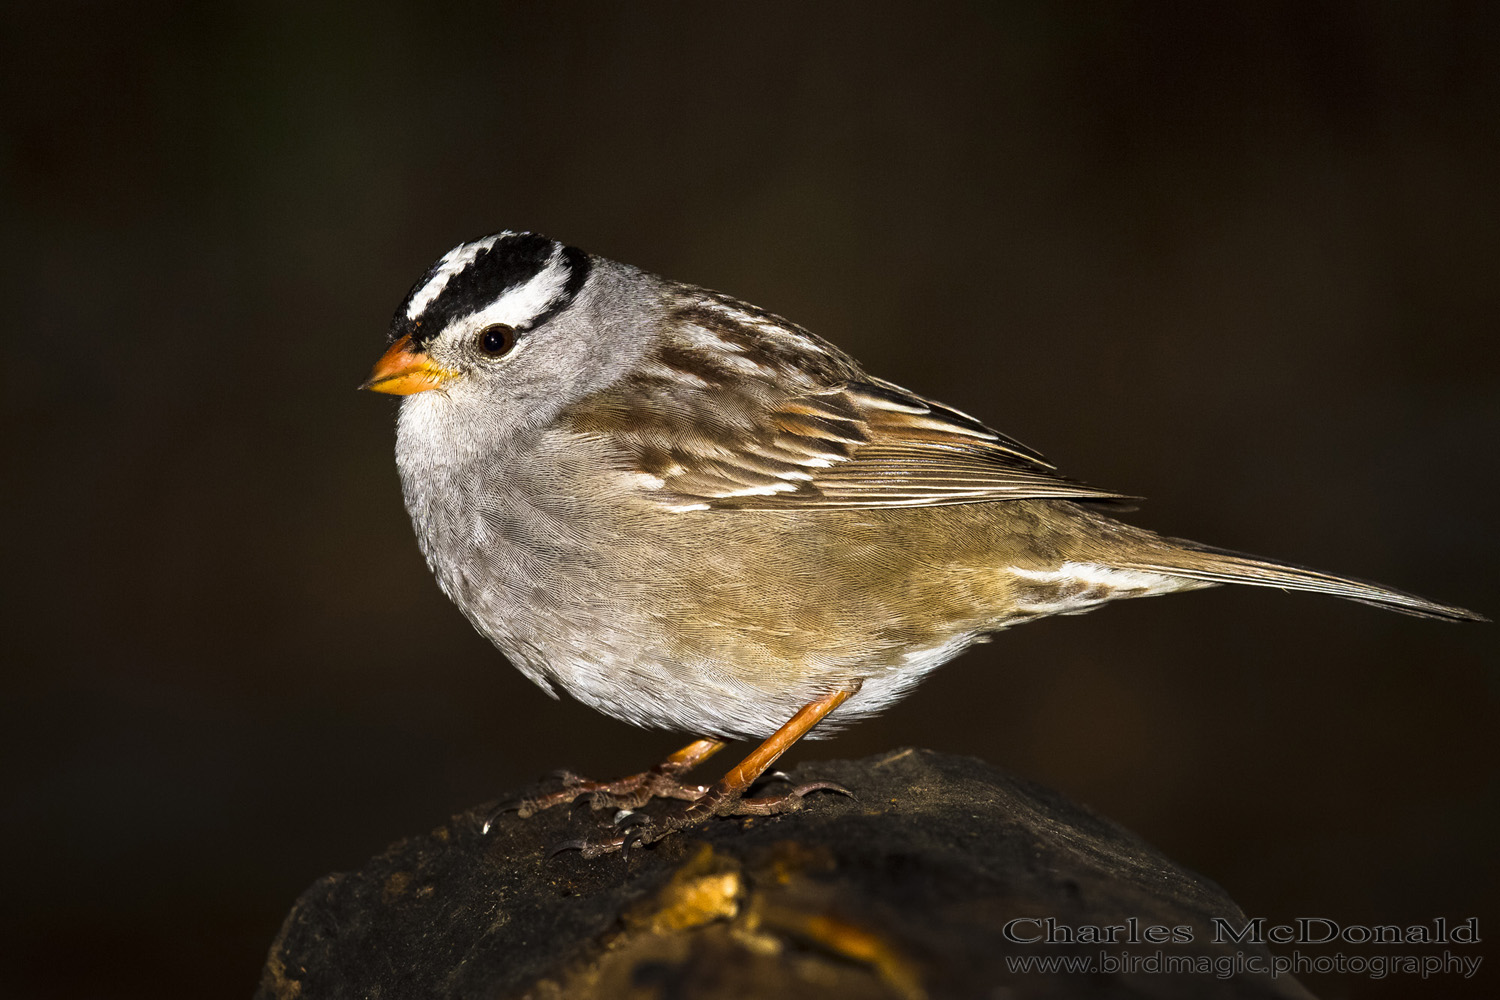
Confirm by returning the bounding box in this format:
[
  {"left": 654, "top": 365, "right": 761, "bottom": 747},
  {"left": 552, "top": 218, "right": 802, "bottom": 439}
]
[
  {"left": 481, "top": 798, "right": 527, "bottom": 834},
  {"left": 728, "top": 779, "right": 856, "bottom": 817},
  {"left": 793, "top": 780, "right": 854, "bottom": 800},
  {"left": 572, "top": 793, "right": 610, "bottom": 813},
  {"left": 620, "top": 826, "right": 649, "bottom": 860},
  {"left": 617, "top": 812, "right": 655, "bottom": 843},
  {"left": 548, "top": 839, "right": 590, "bottom": 857},
  {"left": 614, "top": 810, "right": 652, "bottom": 830},
  {"left": 548, "top": 828, "right": 641, "bottom": 858}
]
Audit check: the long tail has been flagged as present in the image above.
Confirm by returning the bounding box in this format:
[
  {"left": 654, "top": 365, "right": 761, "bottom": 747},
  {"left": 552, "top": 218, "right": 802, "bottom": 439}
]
[{"left": 1110, "top": 536, "right": 1486, "bottom": 623}]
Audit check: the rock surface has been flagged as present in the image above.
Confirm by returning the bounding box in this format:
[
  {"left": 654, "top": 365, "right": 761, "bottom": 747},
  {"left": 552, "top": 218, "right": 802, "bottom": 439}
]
[{"left": 257, "top": 749, "right": 1314, "bottom": 999}]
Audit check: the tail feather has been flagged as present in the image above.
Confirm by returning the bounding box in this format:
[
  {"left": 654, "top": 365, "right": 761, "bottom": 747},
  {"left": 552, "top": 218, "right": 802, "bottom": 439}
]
[{"left": 1112, "top": 538, "right": 1486, "bottom": 623}]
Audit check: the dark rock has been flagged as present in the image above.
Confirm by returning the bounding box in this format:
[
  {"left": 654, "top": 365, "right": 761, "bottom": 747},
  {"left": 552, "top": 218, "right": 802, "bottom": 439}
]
[{"left": 257, "top": 749, "right": 1314, "bottom": 999}]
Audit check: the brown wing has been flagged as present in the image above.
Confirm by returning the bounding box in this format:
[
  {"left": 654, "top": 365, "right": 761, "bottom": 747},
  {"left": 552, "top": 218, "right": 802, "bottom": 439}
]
[
  {"left": 560, "top": 291, "right": 1129, "bottom": 512},
  {"left": 566, "top": 372, "right": 1127, "bottom": 512},
  {"left": 654, "top": 377, "right": 1127, "bottom": 511}
]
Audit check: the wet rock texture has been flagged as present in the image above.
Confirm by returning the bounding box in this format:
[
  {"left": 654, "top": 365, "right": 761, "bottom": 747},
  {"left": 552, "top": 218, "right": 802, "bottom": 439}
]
[{"left": 257, "top": 749, "right": 1313, "bottom": 999}]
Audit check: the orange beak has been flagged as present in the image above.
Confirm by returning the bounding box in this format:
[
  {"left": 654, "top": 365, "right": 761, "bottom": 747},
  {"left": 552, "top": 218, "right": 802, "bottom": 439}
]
[{"left": 360, "top": 335, "right": 455, "bottom": 395}]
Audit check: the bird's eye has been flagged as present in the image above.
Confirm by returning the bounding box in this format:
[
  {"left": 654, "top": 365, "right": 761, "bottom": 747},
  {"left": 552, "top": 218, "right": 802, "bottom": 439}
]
[{"left": 476, "top": 324, "right": 516, "bottom": 357}]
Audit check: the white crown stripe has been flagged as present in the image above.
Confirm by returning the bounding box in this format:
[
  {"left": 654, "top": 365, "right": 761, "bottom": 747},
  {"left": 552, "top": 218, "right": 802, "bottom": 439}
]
[
  {"left": 459, "top": 244, "right": 573, "bottom": 332},
  {"left": 404, "top": 234, "right": 508, "bottom": 322}
]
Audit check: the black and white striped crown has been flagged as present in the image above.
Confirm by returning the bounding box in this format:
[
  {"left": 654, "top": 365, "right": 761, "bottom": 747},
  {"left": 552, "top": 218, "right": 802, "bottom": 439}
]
[{"left": 391, "top": 232, "right": 591, "bottom": 348}]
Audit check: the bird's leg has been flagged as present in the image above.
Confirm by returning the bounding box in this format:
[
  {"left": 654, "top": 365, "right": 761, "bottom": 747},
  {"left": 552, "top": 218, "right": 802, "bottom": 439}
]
[
  {"left": 562, "top": 686, "right": 858, "bottom": 856},
  {"left": 488, "top": 737, "right": 727, "bottom": 827},
  {"left": 686, "top": 687, "right": 857, "bottom": 819}
]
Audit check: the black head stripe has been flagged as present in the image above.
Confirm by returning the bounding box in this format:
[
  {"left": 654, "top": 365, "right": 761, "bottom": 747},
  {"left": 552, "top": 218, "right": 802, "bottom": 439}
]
[
  {"left": 389, "top": 233, "right": 591, "bottom": 347},
  {"left": 522, "top": 243, "right": 591, "bottom": 333}
]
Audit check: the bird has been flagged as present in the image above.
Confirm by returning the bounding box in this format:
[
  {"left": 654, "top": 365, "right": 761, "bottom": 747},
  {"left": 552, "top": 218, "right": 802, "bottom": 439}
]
[{"left": 363, "top": 230, "right": 1483, "bottom": 855}]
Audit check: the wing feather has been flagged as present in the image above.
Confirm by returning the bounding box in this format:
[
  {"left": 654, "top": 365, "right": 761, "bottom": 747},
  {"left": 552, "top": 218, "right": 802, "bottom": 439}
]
[
  {"left": 559, "top": 291, "right": 1129, "bottom": 511},
  {"left": 700, "top": 384, "right": 1128, "bottom": 509}
]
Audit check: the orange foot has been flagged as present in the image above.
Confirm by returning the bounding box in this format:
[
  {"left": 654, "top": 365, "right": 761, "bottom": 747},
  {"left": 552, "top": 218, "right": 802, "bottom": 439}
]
[{"left": 486, "top": 687, "right": 860, "bottom": 855}]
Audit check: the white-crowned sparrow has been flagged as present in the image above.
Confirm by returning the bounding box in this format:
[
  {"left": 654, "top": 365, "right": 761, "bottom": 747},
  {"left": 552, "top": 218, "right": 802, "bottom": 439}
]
[{"left": 364, "top": 231, "right": 1483, "bottom": 855}]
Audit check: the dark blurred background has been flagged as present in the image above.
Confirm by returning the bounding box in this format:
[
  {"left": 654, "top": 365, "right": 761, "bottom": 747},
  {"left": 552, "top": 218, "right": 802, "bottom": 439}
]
[{"left": 3, "top": 3, "right": 1496, "bottom": 998}]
